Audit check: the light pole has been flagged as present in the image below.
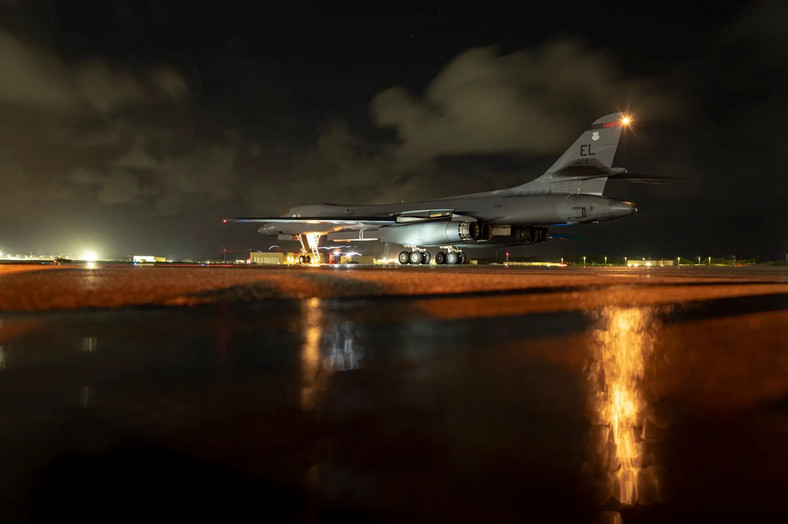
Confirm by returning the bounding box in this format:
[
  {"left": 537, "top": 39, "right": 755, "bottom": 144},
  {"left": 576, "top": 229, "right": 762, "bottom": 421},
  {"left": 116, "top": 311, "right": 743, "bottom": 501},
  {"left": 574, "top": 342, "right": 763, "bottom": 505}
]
[
  {"left": 604, "top": 256, "right": 607, "bottom": 266},
  {"left": 583, "top": 256, "right": 586, "bottom": 267},
  {"left": 624, "top": 256, "right": 627, "bottom": 266}
]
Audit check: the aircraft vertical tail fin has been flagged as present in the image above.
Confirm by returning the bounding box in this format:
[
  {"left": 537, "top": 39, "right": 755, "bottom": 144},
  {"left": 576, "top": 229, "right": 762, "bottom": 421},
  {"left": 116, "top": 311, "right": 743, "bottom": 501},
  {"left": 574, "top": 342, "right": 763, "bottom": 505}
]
[{"left": 511, "top": 113, "right": 630, "bottom": 196}]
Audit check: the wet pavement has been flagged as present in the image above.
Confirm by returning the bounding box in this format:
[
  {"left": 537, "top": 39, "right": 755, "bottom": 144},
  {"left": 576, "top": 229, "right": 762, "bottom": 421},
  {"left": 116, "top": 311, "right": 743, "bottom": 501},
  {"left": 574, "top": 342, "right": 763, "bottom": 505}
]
[{"left": 0, "top": 265, "right": 786, "bottom": 522}]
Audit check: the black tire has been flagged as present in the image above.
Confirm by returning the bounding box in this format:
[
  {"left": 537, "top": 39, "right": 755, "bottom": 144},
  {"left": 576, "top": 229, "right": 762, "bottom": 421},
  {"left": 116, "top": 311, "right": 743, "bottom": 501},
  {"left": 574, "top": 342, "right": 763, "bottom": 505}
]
[
  {"left": 446, "top": 252, "right": 459, "bottom": 265},
  {"left": 409, "top": 251, "right": 423, "bottom": 264},
  {"left": 458, "top": 253, "right": 467, "bottom": 264},
  {"left": 435, "top": 251, "right": 446, "bottom": 264},
  {"left": 398, "top": 251, "right": 410, "bottom": 264},
  {"left": 299, "top": 255, "right": 305, "bottom": 264},
  {"left": 421, "top": 251, "right": 431, "bottom": 265},
  {"left": 305, "top": 255, "right": 311, "bottom": 264}
]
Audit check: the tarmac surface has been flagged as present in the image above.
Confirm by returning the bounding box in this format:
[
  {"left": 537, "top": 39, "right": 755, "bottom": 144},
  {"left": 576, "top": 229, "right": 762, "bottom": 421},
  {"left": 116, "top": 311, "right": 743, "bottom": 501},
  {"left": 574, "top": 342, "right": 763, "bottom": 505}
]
[{"left": 0, "top": 263, "right": 786, "bottom": 522}]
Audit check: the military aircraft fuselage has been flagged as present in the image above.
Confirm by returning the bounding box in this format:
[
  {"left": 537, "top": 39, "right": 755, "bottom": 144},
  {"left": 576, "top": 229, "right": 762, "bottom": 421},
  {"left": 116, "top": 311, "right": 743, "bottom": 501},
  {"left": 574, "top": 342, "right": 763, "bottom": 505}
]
[{"left": 260, "top": 193, "right": 636, "bottom": 237}]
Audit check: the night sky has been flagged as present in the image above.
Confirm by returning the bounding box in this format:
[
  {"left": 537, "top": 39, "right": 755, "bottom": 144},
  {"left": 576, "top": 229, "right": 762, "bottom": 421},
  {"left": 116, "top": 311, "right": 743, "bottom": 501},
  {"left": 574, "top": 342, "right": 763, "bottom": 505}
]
[{"left": 0, "top": 1, "right": 785, "bottom": 260}]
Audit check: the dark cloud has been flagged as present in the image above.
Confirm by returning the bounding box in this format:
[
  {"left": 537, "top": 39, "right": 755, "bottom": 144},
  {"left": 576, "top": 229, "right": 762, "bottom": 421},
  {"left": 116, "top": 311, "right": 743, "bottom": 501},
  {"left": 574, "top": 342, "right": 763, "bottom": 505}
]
[
  {"left": 372, "top": 41, "right": 681, "bottom": 166},
  {"left": 0, "top": 30, "right": 187, "bottom": 114},
  {"left": 98, "top": 170, "right": 140, "bottom": 204}
]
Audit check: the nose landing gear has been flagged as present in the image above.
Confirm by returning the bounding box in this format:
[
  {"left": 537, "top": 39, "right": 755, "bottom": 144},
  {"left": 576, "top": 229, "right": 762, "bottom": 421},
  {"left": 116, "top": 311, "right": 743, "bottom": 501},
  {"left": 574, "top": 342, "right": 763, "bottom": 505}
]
[{"left": 297, "top": 233, "right": 322, "bottom": 264}]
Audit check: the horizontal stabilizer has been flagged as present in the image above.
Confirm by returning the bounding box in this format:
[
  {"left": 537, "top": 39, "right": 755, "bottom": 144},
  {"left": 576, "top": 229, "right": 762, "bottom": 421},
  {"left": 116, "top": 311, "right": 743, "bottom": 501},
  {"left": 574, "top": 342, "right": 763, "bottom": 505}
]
[
  {"left": 552, "top": 165, "right": 621, "bottom": 178},
  {"left": 612, "top": 172, "right": 685, "bottom": 184}
]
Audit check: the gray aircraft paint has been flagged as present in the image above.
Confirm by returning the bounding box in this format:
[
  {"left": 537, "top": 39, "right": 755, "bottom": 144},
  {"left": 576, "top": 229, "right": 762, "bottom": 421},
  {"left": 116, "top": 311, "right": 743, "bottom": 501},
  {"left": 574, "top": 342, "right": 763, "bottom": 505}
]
[{"left": 227, "top": 114, "right": 637, "bottom": 250}]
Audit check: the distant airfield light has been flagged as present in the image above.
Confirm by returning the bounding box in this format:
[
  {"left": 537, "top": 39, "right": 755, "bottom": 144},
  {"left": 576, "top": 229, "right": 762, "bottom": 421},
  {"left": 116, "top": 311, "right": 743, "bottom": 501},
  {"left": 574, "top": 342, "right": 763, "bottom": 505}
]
[{"left": 81, "top": 251, "right": 99, "bottom": 262}]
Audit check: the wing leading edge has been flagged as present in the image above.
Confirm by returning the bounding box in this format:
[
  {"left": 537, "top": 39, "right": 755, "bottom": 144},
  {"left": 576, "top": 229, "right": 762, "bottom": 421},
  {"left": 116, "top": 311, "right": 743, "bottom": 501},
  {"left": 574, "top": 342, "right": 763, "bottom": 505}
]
[{"left": 223, "top": 217, "right": 396, "bottom": 225}]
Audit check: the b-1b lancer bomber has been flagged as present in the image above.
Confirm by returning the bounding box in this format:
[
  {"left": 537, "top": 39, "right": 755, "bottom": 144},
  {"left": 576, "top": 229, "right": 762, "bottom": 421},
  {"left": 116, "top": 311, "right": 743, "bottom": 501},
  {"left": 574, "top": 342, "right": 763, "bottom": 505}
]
[{"left": 227, "top": 113, "right": 644, "bottom": 264}]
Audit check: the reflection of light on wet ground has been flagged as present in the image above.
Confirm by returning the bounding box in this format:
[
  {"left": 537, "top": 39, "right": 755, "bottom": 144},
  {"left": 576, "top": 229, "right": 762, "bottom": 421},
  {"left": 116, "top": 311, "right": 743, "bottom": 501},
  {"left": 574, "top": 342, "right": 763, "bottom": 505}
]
[
  {"left": 324, "top": 322, "right": 363, "bottom": 372},
  {"left": 300, "top": 297, "right": 323, "bottom": 410},
  {"left": 588, "top": 307, "right": 660, "bottom": 511},
  {"left": 81, "top": 336, "right": 97, "bottom": 352},
  {"left": 300, "top": 299, "right": 365, "bottom": 410},
  {"left": 80, "top": 385, "right": 90, "bottom": 408},
  {"left": 0, "top": 317, "right": 4, "bottom": 371}
]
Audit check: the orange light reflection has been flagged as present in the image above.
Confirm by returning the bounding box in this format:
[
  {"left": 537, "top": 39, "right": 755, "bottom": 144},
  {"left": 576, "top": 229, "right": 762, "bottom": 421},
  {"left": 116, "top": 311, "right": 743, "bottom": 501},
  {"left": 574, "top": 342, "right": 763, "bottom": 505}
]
[
  {"left": 588, "top": 307, "right": 660, "bottom": 508},
  {"left": 300, "top": 297, "right": 323, "bottom": 410}
]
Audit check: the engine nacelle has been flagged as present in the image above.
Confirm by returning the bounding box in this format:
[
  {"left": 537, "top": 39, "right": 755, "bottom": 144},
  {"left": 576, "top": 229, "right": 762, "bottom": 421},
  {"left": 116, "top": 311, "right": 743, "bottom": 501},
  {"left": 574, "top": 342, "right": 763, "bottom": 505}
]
[
  {"left": 515, "top": 226, "right": 548, "bottom": 244},
  {"left": 379, "top": 221, "right": 473, "bottom": 246},
  {"left": 469, "top": 222, "right": 494, "bottom": 241}
]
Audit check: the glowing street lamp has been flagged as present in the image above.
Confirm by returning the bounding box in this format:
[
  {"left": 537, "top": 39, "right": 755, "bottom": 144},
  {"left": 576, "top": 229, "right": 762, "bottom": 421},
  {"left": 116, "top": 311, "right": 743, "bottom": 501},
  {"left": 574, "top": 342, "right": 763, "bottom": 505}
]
[{"left": 583, "top": 256, "right": 586, "bottom": 267}]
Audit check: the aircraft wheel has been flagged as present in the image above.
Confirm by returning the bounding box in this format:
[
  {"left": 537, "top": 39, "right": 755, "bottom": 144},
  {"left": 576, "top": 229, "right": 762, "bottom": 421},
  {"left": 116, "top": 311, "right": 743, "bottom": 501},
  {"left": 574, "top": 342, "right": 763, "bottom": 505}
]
[
  {"left": 305, "top": 255, "right": 311, "bottom": 264},
  {"left": 409, "top": 251, "right": 423, "bottom": 264},
  {"left": 458, "top": 253, "right": 467, "bottom": 265},
  {"left": 299, "top": 255, "right": 306, "bottom": 264},
  {"left": 446, "top": 252, "right": 459, "bottom": 265},
  {"left": 421, "top": 251, "right": 431, "bottom": 265},
  {"left": 398, "top": 251, "right": 410, "bottom": 264},
  {"left": 435, "top": 251, "right": 446, "bottom": 265}
]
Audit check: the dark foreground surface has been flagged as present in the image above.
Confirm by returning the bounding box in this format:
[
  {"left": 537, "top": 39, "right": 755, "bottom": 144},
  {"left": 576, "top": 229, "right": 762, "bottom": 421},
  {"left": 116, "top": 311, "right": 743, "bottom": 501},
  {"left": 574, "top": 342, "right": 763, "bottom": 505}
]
[{"left": 0, "top": 265, "right": 786, "bottom": 523}]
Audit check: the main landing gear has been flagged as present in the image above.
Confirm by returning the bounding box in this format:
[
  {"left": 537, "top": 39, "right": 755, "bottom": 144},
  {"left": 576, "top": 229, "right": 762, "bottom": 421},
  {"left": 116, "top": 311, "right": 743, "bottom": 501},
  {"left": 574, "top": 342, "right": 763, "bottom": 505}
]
[
  {"left": 398, "top": 248, "right": 467, "bottom": 265},
  {"left": 436, "top": 250, "right": 466, "bottom": 265},
  {"left": 398, "top": 249, "right": 431, "bottom": 265}
]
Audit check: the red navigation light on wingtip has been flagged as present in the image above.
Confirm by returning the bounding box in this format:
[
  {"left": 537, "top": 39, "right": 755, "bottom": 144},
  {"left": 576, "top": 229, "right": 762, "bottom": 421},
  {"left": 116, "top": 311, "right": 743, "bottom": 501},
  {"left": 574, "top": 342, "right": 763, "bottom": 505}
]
[{"left": 222, "top": 219, "right": 227, "bottom": 223}]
